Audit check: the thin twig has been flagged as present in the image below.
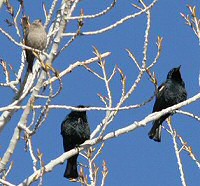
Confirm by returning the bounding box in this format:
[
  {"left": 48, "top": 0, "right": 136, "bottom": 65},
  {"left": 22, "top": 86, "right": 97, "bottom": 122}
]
[
  {"left": 175, "top": 110, "right": 200, "bottom": 122},
  {"left": 62, "top": 0, "right": 158, "bottom": 37},
  {"left": 167, "top": 121, "right": 187, "bottom": 186},
  {"left": 65, "top": 0, "right": 117, "bottom": 20}
]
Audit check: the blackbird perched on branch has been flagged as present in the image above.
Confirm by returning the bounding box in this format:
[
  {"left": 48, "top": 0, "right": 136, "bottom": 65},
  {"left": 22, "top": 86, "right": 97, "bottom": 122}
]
[
  {"left": 61, "top": 105, "right": 90, "bottom": 179},
  {"left": 24, "top": 19, "right": 47, "bottom": 73},
  {"left": 148, "top": 66, "right": 187, "bottom": 142}
]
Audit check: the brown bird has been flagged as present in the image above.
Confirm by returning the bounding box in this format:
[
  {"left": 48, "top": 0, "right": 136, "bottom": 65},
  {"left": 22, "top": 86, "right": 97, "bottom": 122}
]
[{"left": 24, "top": 19, "right": 47, "bottom": 73}]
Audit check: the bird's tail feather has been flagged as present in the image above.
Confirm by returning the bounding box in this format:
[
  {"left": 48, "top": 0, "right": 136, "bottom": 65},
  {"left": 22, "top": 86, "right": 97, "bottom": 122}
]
[
  {"left": 148, "top": 120, "right": 162, "bottom": 142},
  {"left": 26, "top": 50, "right": 34, "bottom": 73},
  {"left": 28, "top": 60, "right": 34, "bottom": 73},
  {"left": 64, "top": 155, "right": 78, "bottom": 179}
]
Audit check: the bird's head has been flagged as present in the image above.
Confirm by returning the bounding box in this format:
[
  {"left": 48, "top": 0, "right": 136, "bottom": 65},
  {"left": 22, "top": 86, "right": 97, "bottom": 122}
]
[
  {"left": 167, "top": 65, "right": 183, "bottom": 82},
  {"left": 68, "top": 105, "right": 88, "bottom": 119},
  {"left": 32, "top": 19, "right": 43, "bottom": 27},
  {"left": 77, "top": 105, "right": 86, "bottom": 108}
]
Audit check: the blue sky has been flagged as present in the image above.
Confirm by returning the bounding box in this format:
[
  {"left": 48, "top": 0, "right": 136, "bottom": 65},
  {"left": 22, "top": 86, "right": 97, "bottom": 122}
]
[{"left": 0, "top": 0, "right": 200, "bottom": 185}]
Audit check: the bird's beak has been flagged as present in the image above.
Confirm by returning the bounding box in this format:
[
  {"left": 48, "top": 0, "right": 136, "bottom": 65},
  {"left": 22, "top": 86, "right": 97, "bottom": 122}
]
[{"left": 177, "top": 65, "right": 181, "bottom": 70}]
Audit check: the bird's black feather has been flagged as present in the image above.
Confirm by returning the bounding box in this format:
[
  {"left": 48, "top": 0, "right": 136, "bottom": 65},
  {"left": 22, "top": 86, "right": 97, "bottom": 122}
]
[
  {"left": 61, "top": 105, "right": 90, "bottom": 179},
  {"left": 148, "top": 66, "right": 187, "bottom": 142}
]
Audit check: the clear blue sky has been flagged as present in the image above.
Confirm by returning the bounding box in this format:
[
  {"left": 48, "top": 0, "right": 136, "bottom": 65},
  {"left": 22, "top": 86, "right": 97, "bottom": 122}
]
[{"left": 0, "top": 0, "right": 200, "bottom": 185}]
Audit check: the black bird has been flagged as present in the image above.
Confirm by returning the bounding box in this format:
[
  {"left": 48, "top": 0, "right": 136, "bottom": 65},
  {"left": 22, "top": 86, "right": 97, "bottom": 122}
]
[
  {"left": 61, "top": 105, "right": 90, "bottom": 179},
  {"left": 148, "top": 66, "right": 187, "bottom": 142}
]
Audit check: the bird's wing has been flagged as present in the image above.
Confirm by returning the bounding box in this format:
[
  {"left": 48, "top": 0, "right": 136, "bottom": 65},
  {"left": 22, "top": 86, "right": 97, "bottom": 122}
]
[
  {"left": 77, "top": 118, "right": 90, "bottom": 140},
  {"left": 153, "top": 82, "right": 168, "bottom": 112},
  {"left": 60, "top": 118, "right": 68, "bottom": 135},
  {"left": 76, "top": 117, "right": 84, "bottom": 138},
  {"left": 77, "top": 117, "right": 83, "bottom": 125}
]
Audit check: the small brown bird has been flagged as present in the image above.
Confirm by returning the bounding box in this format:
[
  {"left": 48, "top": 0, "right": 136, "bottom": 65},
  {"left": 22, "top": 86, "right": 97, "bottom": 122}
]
[{"left": 24, "top": 19, "right": 47, "bottom": 73}]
